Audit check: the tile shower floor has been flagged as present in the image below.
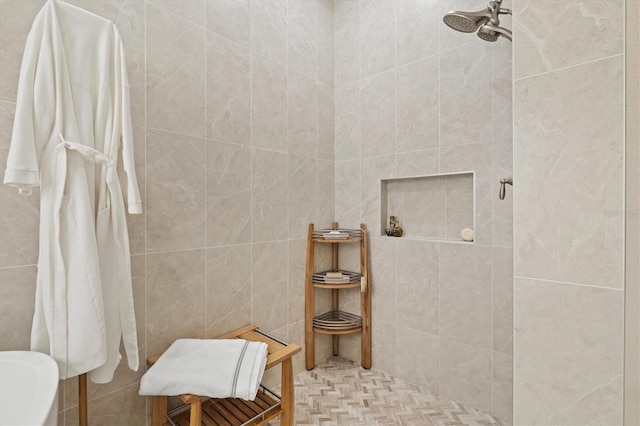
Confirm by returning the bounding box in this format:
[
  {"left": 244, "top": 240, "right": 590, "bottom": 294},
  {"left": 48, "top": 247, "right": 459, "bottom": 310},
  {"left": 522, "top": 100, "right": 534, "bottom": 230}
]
[{"left": 274, "top": 357, "right": 500, "bottom": 426}]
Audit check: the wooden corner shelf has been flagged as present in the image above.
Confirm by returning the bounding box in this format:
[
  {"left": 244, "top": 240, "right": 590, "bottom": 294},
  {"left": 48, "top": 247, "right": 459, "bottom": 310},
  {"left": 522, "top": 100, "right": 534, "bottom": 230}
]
[{"left": 305, "top": 222, "right": 371, "bottom": 370}]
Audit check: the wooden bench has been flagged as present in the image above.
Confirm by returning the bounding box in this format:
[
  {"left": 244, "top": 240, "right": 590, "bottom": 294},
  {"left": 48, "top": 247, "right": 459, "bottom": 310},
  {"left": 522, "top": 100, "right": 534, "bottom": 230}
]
[{"left": 148, "top": 324, "right": 301, "bottom": 426}]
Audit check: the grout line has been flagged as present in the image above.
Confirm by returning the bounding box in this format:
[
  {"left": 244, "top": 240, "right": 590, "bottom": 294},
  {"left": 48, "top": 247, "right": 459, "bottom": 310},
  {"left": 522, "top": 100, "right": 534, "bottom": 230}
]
[
  {"left": 142, "top": 0, "right": 148, "bottom": 419},
  {"left": 146, "top": 0, "right": 204, "bottom": 29},
  {"left": 513, "top": 276, "right": 625, "bottom": 292},
  {"left": 249, "top": 0, "right": 254, "bottom": 327},
  {"left": 286, "top": 0, "right": 290, "bottom": 333},
  {"left": 513, "top": 53, "right": 624, "bottom": 83},
  {"left": 203, "top": 0, "right": 208, "bottom": 339},
  {"left": 490, "top": 36, "right": 495, "bottom": 417}
]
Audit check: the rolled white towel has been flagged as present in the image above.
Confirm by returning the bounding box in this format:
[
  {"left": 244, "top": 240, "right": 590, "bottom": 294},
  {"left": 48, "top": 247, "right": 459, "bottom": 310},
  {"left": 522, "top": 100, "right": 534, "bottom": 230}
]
[{"left": 139, "top": 339, "right": 268, "bottom": 400}]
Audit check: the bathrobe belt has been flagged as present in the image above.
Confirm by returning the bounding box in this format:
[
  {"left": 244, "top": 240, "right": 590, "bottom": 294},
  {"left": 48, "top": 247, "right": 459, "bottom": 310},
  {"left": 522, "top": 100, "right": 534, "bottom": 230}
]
[{"left": 53, "top": 134, "right": 138, "bottom": 377}]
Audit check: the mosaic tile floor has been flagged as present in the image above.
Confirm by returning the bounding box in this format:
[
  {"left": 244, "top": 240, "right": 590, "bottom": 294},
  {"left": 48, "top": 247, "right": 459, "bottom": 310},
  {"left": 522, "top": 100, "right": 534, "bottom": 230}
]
[{"left": 275, "top": 357, "right": 500, "bottom": 426}]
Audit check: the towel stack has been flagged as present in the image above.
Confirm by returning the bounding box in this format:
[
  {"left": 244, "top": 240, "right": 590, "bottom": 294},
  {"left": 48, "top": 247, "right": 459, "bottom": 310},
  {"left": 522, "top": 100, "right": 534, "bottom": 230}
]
[{"left": 139, "top": 339, "right": 268, "bottom": 400}]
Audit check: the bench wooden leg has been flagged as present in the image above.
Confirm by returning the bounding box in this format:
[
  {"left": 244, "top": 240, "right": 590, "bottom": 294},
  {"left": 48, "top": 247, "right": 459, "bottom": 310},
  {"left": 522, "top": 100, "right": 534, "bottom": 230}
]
[
  {"left": 280, "top": 358, "right": 295, "bottom": 426},
  {"left": 152, "top": 396, "right": 168, "bottom": 426},
  {"left": 189, "top": 398, "right": 202, "bottom": 426}
]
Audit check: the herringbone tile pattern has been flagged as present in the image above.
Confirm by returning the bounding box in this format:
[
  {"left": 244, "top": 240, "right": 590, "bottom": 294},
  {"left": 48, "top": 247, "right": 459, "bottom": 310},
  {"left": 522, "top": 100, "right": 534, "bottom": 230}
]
[{"left": 273, "top": 357, "right": 500, "bottom": 426}]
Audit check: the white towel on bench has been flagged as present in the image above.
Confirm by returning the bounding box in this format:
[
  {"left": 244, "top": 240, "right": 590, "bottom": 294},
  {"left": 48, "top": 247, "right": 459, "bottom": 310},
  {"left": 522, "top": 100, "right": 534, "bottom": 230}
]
[{"left": 139, "top": 339, "right": 268, "bottom": 400}]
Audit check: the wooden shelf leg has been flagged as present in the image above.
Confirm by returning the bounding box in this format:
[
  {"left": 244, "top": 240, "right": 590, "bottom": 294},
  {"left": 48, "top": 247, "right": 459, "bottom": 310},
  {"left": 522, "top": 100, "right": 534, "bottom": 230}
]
[
  {"left": 305, "top": 224, "right": 316, "bottom": 370},
  {"left": 332, "top": 289, "right": 339, "bottom": 356},
  {"left": 152, "top": 396, "right": 168, "bottom": 426},
  {"left": 281, "top": 358, "right": 295, "bottom": 426}
]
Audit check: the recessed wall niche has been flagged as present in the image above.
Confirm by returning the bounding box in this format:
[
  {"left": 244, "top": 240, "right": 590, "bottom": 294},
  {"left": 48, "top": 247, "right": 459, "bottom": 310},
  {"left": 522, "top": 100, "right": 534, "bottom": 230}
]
[{"left": 380, "top": 172, "right": 475, "bottom": 242}]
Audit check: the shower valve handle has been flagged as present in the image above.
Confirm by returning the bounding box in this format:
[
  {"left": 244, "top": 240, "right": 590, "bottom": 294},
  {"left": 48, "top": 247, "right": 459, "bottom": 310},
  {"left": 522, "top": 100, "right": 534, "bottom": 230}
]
[{"left": 499, "top": 176, "right": 513, "bottom": 200}]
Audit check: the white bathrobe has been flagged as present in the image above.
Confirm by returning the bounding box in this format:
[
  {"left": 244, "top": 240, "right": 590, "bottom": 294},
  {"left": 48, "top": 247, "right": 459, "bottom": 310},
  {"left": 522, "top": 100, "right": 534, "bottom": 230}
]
[{"left": 3, "top": 0, "right": 141, "bottom": 383}]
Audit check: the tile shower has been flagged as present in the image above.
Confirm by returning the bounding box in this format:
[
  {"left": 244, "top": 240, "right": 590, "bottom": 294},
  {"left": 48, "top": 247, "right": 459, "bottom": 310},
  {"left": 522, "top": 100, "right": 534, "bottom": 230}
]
[
  {"left": 333, "top": 0, "right": 513, "bottom": 422},
  {"left": 0, "top": 0, "right": 515, "bottom": 423}
]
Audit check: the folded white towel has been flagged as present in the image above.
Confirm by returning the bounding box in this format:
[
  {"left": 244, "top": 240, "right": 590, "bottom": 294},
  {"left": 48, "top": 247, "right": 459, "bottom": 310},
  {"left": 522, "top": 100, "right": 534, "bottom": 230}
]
[{"left": 139, "top": 339, "right": 268, "bottom": 400}]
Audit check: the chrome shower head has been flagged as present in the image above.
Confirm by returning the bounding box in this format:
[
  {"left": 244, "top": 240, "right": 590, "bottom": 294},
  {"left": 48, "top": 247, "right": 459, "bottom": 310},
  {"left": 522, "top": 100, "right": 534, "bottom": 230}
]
[
  {"left": 443, "top": 0, "right": 512, "bottom": 43},
  {"left": 443, "top": 10, "right": 491, "bottom": 33},
  {"left": 477, "top": 24, "right": 512, "bottom": 42}
]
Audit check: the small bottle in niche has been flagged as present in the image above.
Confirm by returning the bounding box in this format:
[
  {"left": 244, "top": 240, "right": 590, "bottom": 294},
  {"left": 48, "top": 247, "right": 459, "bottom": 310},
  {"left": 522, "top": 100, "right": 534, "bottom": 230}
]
[{"left": 385, "top": 215, "right": 403, "bottom": 237}]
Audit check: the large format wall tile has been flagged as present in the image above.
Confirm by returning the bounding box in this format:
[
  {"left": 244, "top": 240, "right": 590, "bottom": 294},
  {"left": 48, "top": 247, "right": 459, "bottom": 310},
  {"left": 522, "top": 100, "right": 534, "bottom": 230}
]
[
  {"left": 360, "top": 155, "right": 395, "bottom": 235},
  {"left": 397, "top": 240, "right": 439, "bottom": 334},
  {"left": 440, "top": 142, "right": 493, "bottom": 245},
  {"left": 288, "top": 72, "right": 318, "bottom": 157},
  {"left": 514, "top": 0, "right": 624, "bottom": 80},
  {"left": 146, "top": 4, "right": 205, "bottom": 137},
  {"left": 317, "top": 0, "right": 334, "bottom": 87},
  {"left": 514, "top": 278, "right": 623, "bottom": 425},
  {"left": 252, "top": 54, "right": 287, "bottom": 152},
  {"left": 334, "top": 0, "right": 359, "bottom": 87},
  {"left": 396, "top": 326, "right": 440, "bottom": 393},
  {"left": 206, "top": 245, "right": 251, "bottom": 338},
  {"left": 288, "top": 155, "right": 318, "bottom": 239},
  {"left": 146, "top": 129, "right": 206, "bottom": 252},
  {"left": 317, "top": 159, "right": 335, "bottom": 227},
  {"left": 360, "top": 1, "right": 396, "bottom": 79},
  {"left": 251, "top": 0, "right": 287, "bottom": 66},
  {"left": 0, "top": 266, "right": 35, "bottom": 350},
  {"left": 146, "top": 250, "right": 206, "bottom": 355},
  {"left": 251, "top": 148, "right": 288, "bottom": 242},
  {"left": 288, "top": 0, "right": 317, "bottom": 79},
  {"left": 288, "top": 239, "right": 306, "bottom": 324},
  {"left": 318, "top": 83, "right": 335, "bottom": 161},
  {"left": 369, "top": 236, "right": 397, "bottom": 324},
  {"left": 335, "top": 159, "right": 361, "bottom": 226},
  {"left": 444, "top": 173, "right": 474, "bottom": 240},
  {"left": 397, "top": 0, "right": 438, "bottom": 66},
  {"left": 440, "top": 42, "right": 492, "bottom": 147},
  {"left": 493, "top": 246, "right": 512, "bottom": 355},
  {"left": 402, "top": 176, "right": 446, "bottom": 239},
  {"left": 252, "top": 241, "right": 288, "bottom": 332},
  {"left": 492, "top": 42, "right": 513, "bottom": 143},
  {"left": 206, "top": 140, "right": 251, "bottom": 247},
  {"left": 206, "top": 32, "right": 251, "bottom": 145},
  {"left": 0, "top": 101, "right": 39, "bottom": 267},
  {"left": 491, "top": 138, "right": 512, "bottom": 248},
  {"left": 397, "top": 148, "right": 439, "bottom": 177},
  {"left": 0, "top": 0, "right": 45, "bottom": 102},
  {"left": 148, "top": 0, "right": 205, "bottom": 26},
  {"left": 360, "top": 70, "right": 396, "bottom": 158},
  {"left": 335, "top": 82, "right": 361, "bottom": 160},
  {"left": 439, "top": 338, "right": 492, "bottom": 413},
  {"left": 493, "top": 351, "right": 513, "bottom": 424},
  {"left": 514, "top": 56, "right": 624, "bottom": 288},
  {"left": 439, "top": 243, "right": 492, "bottom": 349},
  {"left": 397, "top": 57, "right": 439, "bottom": 153},
  {"left": 372, "top": 318, "right": 396, "bottom": 375},
  {"left": 206, "top": 0, "right": 250, "bottom": 47}
]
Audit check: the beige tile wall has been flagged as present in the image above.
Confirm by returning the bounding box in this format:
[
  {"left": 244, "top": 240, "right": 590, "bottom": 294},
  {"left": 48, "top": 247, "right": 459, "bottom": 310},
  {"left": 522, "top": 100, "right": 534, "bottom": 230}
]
[
  {"left": 513, "top": 0, "right": 625, "bottom": 424},
  {"left": 625, "top": 0, "right": 640, "bottom": 423},
  {"left": 0, "top": 0, "right": 334, "bottom": 424},
  {"left": 333, "top": 0, "right": 513, "bottom": 422}
]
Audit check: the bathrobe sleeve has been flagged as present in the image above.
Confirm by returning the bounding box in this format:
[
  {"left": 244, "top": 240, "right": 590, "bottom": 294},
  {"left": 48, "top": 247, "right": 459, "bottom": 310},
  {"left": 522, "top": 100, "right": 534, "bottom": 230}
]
[
  {"left": 115, "top": 36, "right": 142, "bottom": 215},
  {"left": 3, "top": 13, "right": 54, "bottom": 196}
]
